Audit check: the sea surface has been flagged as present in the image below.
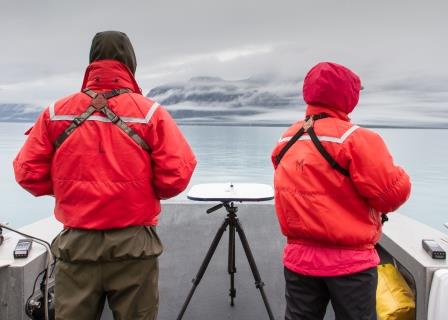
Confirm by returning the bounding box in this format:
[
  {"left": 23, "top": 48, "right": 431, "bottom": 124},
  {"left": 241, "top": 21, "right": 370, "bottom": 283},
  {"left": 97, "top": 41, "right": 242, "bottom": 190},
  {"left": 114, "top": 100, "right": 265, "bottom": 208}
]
[{"left": 0, "top": 122, "right": 447, "bottom": 232}]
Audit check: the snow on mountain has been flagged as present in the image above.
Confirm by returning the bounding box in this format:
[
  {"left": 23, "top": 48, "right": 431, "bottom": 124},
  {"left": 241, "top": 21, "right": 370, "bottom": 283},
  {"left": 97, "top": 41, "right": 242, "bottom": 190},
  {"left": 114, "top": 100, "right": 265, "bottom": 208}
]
[
  {"left": 146, "top": 75, "right": 448, "bottom": 128},
  {"left": 1, "top": 74, "right": 447, "bottom": 128}
]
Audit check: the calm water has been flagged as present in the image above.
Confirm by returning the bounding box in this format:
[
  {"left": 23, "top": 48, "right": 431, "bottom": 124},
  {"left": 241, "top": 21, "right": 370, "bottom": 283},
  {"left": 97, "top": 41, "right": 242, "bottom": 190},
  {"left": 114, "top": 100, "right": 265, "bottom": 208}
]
[{"left": 1, "top": 122, "right": 447, "bottom": 232}]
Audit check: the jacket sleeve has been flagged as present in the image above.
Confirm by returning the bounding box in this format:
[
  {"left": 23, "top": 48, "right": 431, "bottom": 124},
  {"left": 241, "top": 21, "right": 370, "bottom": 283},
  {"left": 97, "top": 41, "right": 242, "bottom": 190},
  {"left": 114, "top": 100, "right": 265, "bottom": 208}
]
[
  {"left": 13, "top": 108, "right": 54, "bottom": 196},
  {"left": 146, "top": 107, "right": 197, "bottom": 199},
  {"left": 345, "top": 128, "right": 411, "bottom": 213}
]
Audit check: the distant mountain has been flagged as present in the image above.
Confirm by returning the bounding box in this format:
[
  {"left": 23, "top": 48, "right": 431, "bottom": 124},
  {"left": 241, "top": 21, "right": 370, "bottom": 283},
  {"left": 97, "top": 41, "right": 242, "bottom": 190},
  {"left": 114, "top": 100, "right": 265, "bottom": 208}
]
[
  {"left": 145, "top": 75, "right": 448, "bottom": 128},
  {"left": 1, "top": 74, "right": 301, "bottom": 125},
  {"left": 0, "top": 104, "right": 40, "bottom": 122},
  {"left": 146, "top": 76, "right": 300, "bottom": 122},
  {"left": 2, "top": 75, "right": 447, "bottom": 128}
]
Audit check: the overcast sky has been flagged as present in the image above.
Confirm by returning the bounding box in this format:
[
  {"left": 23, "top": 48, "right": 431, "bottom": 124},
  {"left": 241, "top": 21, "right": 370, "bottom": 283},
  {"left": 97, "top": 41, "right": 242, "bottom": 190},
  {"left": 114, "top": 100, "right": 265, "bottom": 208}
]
[{"left": 1, "top": 0, "right": 447, "bottom": 124}]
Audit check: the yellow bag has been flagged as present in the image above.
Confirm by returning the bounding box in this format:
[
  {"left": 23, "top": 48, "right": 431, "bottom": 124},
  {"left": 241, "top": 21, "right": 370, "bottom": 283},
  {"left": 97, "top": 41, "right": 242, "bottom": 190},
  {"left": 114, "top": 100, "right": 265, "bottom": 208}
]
[{"left": 376, "top": 264, "right": 416, "bottom": 320}]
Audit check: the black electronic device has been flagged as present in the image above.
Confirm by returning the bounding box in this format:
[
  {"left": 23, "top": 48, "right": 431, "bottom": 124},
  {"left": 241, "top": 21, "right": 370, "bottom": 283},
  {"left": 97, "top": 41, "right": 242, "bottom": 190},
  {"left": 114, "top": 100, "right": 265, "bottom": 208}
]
[
  {"left": 26, "top": 279, "right": 55, "bottom": 320},
  {"left": 14, "top": 239, "right": 33, "bottom": 258},
  {"left": 422, "top": 239, "right": 446, "bottom": 260}
]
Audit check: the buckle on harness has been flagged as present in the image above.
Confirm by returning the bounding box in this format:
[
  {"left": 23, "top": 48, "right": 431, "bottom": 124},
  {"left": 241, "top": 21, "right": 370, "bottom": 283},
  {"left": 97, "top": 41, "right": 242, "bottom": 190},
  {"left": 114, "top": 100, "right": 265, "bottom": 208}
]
[
  {"left": 303, "top": 117, "right": 314, "bottom": 132},
  {"left": 73, "top": 117, "right": 83, "bottom": 127},
  {"left": 92, "top": 94, "right": 107, "bottom": 110},
  {"left": 110, "top": 115, "right": 120, "bottom": 124}
]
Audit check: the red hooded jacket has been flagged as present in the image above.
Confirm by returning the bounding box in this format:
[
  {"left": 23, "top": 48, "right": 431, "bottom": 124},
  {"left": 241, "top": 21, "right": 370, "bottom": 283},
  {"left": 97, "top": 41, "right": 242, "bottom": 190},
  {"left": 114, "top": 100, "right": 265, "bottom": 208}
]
[
  {"left": 272, "top": 62, "right": 411, "bottom": 274},
  {"left": 14, "top": 60, "right": 197, "bottom": 229}
]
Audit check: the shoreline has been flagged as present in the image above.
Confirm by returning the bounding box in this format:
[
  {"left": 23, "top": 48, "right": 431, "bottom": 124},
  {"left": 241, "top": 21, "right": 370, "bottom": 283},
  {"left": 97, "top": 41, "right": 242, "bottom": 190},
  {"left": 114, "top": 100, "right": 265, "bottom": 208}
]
[{"left": 1, "top": 120, "right": 448, "bottom": 129}]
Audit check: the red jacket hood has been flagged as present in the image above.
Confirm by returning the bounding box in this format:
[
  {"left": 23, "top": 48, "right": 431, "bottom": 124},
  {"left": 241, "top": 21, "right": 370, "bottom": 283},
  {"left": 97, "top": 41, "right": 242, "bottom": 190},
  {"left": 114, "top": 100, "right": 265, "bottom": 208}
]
[
  {"left": 81, "top": 60, "right": 141, "bottom": 94},
  {"left": 302, "top": 62, "right": 362, "bottom": 114}
]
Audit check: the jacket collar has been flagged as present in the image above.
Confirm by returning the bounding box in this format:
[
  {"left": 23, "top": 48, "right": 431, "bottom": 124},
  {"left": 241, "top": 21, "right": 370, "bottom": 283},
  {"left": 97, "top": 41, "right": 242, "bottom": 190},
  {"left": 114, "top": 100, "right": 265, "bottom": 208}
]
[
  {"left": 81, "top": 60, "right": 141, "bottom": 94},
  {"left": 305, "top": 104, "right": 350, "bottom": 122}
]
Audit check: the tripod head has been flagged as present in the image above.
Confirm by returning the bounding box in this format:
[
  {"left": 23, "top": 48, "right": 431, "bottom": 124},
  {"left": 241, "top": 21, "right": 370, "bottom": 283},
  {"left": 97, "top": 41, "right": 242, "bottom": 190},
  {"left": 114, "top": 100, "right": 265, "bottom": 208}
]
[
  {"left": 206, "top": 202, "right": 238, "bottom": 215},
  {"left": 206, "top": 203, "right": 225, "bottom": 214}
]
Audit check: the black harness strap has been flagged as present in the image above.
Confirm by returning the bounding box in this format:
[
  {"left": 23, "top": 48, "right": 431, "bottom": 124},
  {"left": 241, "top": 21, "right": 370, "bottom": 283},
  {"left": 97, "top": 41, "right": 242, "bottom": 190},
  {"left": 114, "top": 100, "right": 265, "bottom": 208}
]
[
  {"left": 307, "top": 127, "right": 350, "bottom": 177},
  {"left": 275, "top": 114, "right": 389, "bottom": 224},
  {"left": 274, "top": 127, "right": 305, "bottom": 165},
  {"left": 275, "top": 113, "right": 329, "bottom": 165},
  {"left": 100, "top": 103, "right": 151, "bottom": 153},
  {"left": 54, "top": 89, "right": 151, "bottom": 153},
  {"left": 275, "top": 113, "right": 349, "bottom": 176},
  {"left": 54, "top": 104, "right": 98, "bottom": 149}
]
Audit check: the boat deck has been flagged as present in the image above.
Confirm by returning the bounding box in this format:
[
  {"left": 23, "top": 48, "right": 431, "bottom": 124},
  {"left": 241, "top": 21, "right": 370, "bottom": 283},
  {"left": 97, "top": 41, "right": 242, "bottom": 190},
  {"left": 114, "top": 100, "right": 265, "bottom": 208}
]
[{"left": 1, "top": 202, "right": 448, "bottom": 319}]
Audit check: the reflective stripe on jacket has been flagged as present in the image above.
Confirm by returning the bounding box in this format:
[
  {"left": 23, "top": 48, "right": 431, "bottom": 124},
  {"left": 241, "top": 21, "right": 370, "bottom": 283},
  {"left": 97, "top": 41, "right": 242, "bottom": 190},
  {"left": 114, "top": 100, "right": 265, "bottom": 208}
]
[
  {"left": 272, "top": 104, "right": 411, "bottom": 250},
  {"left": 13, "top": 60, "right": 197, "bottom": 229}
]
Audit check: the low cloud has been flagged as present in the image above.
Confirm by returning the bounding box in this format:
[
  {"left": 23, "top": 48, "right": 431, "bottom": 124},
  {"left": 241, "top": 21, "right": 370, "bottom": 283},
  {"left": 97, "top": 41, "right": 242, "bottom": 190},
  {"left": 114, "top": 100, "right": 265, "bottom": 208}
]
[{"left": 1, "top": 0, "right": 447, "bottom": 127}]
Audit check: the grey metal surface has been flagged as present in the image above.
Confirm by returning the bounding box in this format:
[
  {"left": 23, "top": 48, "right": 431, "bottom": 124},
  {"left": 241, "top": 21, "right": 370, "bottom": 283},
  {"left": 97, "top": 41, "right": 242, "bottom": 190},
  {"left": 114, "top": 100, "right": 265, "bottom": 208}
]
[
  {"left": 7, "top": 203, "right": 448, "bottom": 319},
  {"left": 158, "top": 202, "right": 285, "bottom": 320},
  {"left": 379, "top": 213, "right": 448, "bottom": 320},
  {"left": 0, "top": 217, "right": 61, "bottom": 320},
  {"left": 0, "top": 266, "right": 9, "bottom": 320},
  {"left": 101, "top": 202, "right": 335, "bottom": 320}
]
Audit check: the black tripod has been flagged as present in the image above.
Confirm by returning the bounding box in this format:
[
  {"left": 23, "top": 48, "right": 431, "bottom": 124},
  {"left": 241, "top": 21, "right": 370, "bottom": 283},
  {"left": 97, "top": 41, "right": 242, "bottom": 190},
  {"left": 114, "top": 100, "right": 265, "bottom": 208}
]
[{"left": 177, "top": 202, "right": 275, "bottom": 320}]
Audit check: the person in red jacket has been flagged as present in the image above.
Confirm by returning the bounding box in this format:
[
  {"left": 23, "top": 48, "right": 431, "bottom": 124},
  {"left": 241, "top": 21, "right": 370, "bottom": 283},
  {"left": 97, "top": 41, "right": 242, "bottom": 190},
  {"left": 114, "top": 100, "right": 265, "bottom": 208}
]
[
  {"left": 13, "top": 31, "right": 196, "bottom": 320},
  {"left": 272, "top": 62, "right": 411, "bottom": 320}
]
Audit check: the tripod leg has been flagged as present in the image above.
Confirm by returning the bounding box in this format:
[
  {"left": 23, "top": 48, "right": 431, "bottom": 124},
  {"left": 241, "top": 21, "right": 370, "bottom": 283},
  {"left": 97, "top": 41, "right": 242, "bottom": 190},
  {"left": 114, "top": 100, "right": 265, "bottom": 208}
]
[
  {"left": 236, "top": 219, "right": 275, "bottom": 320},
  {"left": 228, "top": 219, "right": 236, "bottom": 306},
  {"left": 177, "top": 218, "right": 229, "bottom": 320}
]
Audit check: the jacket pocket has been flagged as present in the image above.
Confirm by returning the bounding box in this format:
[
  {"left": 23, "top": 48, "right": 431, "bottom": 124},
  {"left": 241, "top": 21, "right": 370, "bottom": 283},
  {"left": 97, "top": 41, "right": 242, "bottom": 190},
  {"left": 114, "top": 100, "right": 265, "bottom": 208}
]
[{"left": 143, "top": 226, "right": 164, "bottom": 257}]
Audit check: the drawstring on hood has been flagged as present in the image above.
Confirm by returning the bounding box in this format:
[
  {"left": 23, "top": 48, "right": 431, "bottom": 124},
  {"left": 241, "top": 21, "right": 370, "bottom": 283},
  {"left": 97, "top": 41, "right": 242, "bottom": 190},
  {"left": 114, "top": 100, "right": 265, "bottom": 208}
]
[{"left": 89, "top": 31, "right": 137, "bottom": 75}]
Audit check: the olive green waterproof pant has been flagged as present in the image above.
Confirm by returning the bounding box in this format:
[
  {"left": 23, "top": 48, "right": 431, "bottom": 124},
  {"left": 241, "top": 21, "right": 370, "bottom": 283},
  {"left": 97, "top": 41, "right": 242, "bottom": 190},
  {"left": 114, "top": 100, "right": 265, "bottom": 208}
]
[{"left": 51, "top": 226, "right": 163, "bottom": 320}]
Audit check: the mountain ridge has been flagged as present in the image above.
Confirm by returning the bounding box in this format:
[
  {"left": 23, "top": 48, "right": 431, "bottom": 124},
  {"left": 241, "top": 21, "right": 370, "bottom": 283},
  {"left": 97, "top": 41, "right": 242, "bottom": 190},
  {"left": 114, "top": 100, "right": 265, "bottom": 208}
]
[{"left": 2, "top": 74, "right": 448, "bottom": 128}]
